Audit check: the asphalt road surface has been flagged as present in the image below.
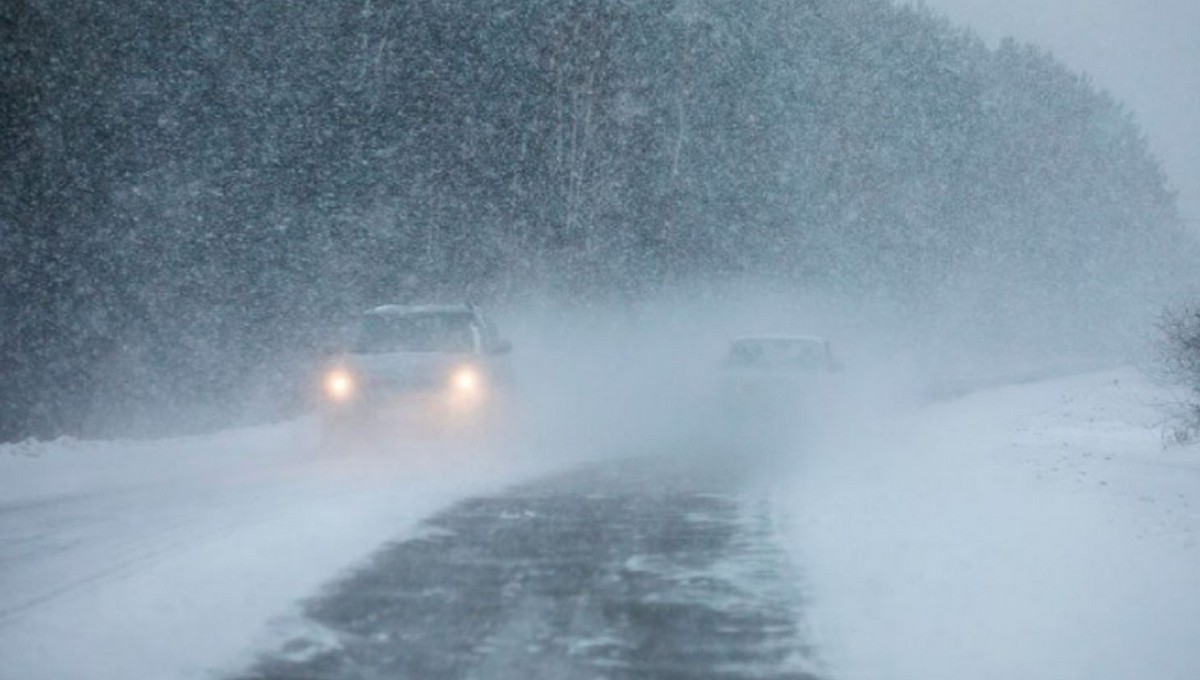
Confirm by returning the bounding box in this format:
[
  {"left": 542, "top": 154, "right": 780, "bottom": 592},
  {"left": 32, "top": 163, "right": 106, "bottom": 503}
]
[{"left": 236, "top": 454, "right": 824, "bottom": 680}]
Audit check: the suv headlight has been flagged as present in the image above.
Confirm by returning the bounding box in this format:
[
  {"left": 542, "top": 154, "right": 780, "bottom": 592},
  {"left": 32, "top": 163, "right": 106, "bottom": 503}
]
[
  {"left": 323, "top": 369, "right": 355, "bottom": 402},
  {"left": 449, "top": 365, "right": 482, "bottom": 394}
]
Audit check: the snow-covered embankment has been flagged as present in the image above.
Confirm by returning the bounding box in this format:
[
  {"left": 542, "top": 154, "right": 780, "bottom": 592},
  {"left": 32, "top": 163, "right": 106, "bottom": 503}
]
[{"left": 780, "top": 368, "right": 1200, "bottom": 680}]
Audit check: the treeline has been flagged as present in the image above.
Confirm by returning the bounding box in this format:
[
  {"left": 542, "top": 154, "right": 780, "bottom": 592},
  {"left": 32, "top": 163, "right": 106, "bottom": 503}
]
[{"left": 1, "top": 0, "right": 1192, "bottom": 440}]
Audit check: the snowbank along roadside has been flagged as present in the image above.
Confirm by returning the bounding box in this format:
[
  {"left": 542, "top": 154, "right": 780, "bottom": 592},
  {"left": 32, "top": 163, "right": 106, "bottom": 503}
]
[{"left": 778, "top": 368, "right": 1200, "bottom": 680}]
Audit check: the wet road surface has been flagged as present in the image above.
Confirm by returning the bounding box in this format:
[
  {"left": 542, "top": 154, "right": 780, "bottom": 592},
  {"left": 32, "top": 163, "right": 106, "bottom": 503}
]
[{"left": 237, "top": 455, "right": 824, "bottom": 680}]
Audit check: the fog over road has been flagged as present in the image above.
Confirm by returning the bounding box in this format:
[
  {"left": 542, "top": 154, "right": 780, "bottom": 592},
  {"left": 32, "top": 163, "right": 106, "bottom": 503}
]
[
  {"left": 6, "top": 370, "right": 1200, "bottom": 680},
  {"left": 237, "top": 454, "right": 824, "bottom": 680}
]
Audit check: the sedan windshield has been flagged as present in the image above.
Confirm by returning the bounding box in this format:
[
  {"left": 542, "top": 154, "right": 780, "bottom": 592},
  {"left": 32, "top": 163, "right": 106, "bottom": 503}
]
[
  {"left": 728, "top": 339, "right": 828, "bottom": 370},
  {"left": 352, "top": 313, "right": 476, "bottom": 353}
]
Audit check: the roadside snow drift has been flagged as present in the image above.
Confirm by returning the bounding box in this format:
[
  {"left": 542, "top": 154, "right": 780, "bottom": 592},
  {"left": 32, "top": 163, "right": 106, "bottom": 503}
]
[{"left": 779, "top": 368, "right": 1200, "bottom": 680}]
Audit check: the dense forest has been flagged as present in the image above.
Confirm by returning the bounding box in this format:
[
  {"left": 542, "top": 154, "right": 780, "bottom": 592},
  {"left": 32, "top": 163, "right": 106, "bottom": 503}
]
[{"left": 1, "top": 0, "right": 1194, "bottom": 440}]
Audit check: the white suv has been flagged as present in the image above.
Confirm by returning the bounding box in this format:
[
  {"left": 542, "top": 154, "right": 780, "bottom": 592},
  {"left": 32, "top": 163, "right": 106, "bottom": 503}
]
[{"left": 317, "top": 304, "right": 512, "bottom": 433}]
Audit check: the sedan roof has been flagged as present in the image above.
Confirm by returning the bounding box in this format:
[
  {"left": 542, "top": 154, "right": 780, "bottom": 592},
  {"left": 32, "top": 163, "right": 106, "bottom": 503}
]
[{"left": 366, "top": 304, "right": 474, "bottom": 317}]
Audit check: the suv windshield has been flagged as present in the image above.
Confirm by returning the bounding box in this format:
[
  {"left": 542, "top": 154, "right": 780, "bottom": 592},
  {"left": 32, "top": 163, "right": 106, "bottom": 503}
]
[{"left": 352, "top": 312, "right": 476, "bottom": 354}]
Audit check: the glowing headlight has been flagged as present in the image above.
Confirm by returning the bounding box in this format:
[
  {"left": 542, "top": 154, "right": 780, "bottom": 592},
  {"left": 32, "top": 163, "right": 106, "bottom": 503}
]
[
  {"left": 450, "top": 365, "right": 482, "bottom": 393},
  {"left": 323, "top": 369, "right": 355, "bottom": 401}
]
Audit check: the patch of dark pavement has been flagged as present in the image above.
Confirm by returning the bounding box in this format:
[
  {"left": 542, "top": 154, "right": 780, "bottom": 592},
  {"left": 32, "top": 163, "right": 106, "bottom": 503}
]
[{"left": 235, "top": 457, "right": 825, "bottom": 680}]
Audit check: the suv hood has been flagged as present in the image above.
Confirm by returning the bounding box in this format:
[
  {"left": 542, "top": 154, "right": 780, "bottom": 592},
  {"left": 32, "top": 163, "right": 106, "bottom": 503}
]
[{"left": 345, "top": 352, "right": 475, "bottom": 392}]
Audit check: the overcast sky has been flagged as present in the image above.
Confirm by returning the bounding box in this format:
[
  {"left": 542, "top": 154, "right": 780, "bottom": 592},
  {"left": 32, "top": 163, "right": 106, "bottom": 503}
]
[{"left": 916, "top": 0, "right": 1200, "bottom": 225}]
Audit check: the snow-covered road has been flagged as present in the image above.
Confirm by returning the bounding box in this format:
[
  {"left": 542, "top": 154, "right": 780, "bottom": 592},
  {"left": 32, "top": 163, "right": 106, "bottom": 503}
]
[
  {"left": 237, "top": 455, "right": 824, "bottom": 680},
  {"left": 2, "top": 368, "right": 1198, "bottom": 680}
]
